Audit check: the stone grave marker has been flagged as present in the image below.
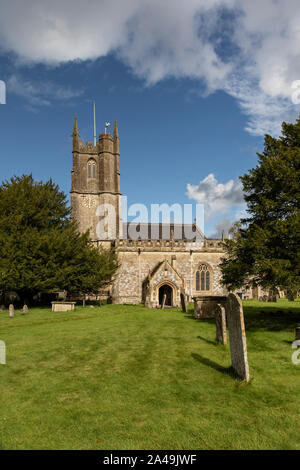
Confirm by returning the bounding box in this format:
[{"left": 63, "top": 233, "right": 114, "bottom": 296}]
[
  {"left": 0, "top": 340, "right": 5, "bottom": 365},
  {"left": 22, "top": 304, "right": 28, "bottom": 314},
  {"left": 226, "top": 293, "right": 250, "bottom": 382},
  {"left": 180, "top": 293, "right": 187, "bottom": 313},
  {"left": 215, "top": 304, "right": 227, "bottom": 345},
  {"left": 9, "top": 304, "right": 14, "bottom": 318}
]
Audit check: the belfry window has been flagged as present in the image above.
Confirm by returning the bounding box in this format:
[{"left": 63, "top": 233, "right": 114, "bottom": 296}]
[
  {"left": 88, "top": 160, "right": 96, "bottom": 179},
  {"left": 195, "top": 264, "right": 211, "bottom": 291}
]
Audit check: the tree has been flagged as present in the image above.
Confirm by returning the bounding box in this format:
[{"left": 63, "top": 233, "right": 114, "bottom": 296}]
[
  {"left": 0, "top": 175, "right": 119, "bottom": 304},
  {"left": 220, "top": 119, "right": 300, "bottom": 295}
]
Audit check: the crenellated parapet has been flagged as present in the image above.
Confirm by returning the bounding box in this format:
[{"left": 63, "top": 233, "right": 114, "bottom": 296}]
[
  {"left": 78, "top": 140, "right": 98, "bottom": 154},
  {"left": 116, "top": 238, "right": 223, "bottom": 252},
  {"left": 204, "top": 239, "right": 224, "bottom": 249}
]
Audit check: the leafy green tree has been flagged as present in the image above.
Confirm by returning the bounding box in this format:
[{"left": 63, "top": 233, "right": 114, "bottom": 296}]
[
  {"left": 0, "top": 175, "right": 119, "bottom": 304},
  {"left": 220, "top": 119, "right": 300, "bottom": 295}
]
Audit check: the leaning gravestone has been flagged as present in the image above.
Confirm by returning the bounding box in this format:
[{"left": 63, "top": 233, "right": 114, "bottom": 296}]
[
  {"left": 9, "top": 304, "right": 14, "bottom": 318},
  {"left": 215, "top": 304, "right": 227, "bottom": 345},
  {"left": 226, "top": 293, "right": 250, "bottom": 382},
  {"left": 180, "top": 293, "right": 187, "bottom": 313},
  {"left": 22, "top": 304, "right": 28, "bottom": 314}
]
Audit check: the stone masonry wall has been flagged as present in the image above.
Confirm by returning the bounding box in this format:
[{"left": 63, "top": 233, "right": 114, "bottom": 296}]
[{"left": 112, "top": 247, "right": 226, "bottom": 304}]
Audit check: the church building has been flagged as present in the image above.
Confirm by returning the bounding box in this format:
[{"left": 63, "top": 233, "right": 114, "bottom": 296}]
[{"left": 70, "top": 116, "right": 231, "bottom": 307}]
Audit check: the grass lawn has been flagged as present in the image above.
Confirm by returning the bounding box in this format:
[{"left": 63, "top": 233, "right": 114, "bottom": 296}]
[{"left": 0, "top": 299, "right": 300, "bottom": 450}]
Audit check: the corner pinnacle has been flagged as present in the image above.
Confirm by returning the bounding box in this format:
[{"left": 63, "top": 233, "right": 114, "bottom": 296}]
[
  {"left": 72, "top": 114, "right": 79, "bottom": 149},
  {"left": 114, "top": 120, "right": 119, "bottom": 138}
]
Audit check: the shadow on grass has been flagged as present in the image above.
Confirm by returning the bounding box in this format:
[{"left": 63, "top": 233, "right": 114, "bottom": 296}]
[
  {"left": 191, "top": 353, "right": 236, "bottom": 378},
  {"left": 186, "top": 301, "right": 300, "bottom": 333},
  {"left": 244, "top": 304, "right": 300, "bottom": 332},
  {"left": 184, "top": 310, "right": 215, "bottom": 325},
  {"left": 197, "top": 335, "right": 217, "bottom": 346}
]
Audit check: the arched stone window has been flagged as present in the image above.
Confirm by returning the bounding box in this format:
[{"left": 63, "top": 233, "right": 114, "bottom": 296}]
[
  {"left": 195, "top": 264, "right": 211, "bottom": 292},
  {"left": 88, "top": 159, "right": 96, "bottom": 179}
]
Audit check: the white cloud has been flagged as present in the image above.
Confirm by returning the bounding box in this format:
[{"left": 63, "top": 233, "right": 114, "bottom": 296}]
[
  {"left": 7, "top": 74, "right": 83, "bottom": 107},
  {"left": 0, "top": 0, "right": 300, "bottom": 134},
  {"left": 210, "top": 217, "right": 235, "bottom": 239},
  {"left": 186, "top": 173, "right": 245, "bottom": 219}
]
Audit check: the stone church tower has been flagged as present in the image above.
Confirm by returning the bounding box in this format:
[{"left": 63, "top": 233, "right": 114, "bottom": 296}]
[{"left": 70, "top": 116, "right": 121, "bottom": 244}]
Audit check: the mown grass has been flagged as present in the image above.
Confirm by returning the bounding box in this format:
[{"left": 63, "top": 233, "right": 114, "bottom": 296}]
[{"left": 0, "top": 299, "right": 300, "bottom": 450}]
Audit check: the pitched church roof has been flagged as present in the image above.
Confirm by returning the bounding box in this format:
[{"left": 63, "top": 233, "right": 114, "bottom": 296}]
[{"left": 121, "top": 222, "right": 205, "bottom": 241}]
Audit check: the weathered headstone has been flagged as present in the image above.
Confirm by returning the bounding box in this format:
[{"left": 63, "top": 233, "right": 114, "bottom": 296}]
[
  {"left": 0, "top": 305, "right": 4, "bottom": 311},
  {"left": 268, "top": 294, "right": 279, "bottom": 302},
  {"left": 226, "top": 293, "right": 250, "bottom": 382},
  {"left": 180, "top": 293, "right": 187, "bottom": 313},
  {"left": 296, "top": 327, "right": 300, "bottom": 341},
  {"left": 9, "top": 304, "right": 14, "bottom": 318},
  {"left": 0, "top": 340, "right": 5, "bottom": 365},
  {"left": 22, "top": 304, "right": 28, "bottom": 314},
  {"left": 215, "top": 304, "right": 227, "bottom": 345},
  {"left": 161, "top": 294, "right": 166, "bottom": 310},
  {"left": 51, "top": 301, "right": 76, "bottom": 312},
  {"left": 193, "top": 296, "right": 227, "bottom": 319}
]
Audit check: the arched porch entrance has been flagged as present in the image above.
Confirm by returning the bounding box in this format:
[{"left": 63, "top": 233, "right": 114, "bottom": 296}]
[{"left": 159, "top": 284, "right": 173, "bottom": 307}]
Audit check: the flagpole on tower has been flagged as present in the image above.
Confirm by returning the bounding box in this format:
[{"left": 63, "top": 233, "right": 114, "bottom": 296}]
[{"left": 93, "top": 101, "right": 96, "bottom": 146}]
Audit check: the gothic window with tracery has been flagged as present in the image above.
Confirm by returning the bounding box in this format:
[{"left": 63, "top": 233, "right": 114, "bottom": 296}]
[
  {"left": 195, "top": 264, "right": 211, "bottom": 291},
  {"left": 88, "top": 159, "right": 96, "bottom": 179}
]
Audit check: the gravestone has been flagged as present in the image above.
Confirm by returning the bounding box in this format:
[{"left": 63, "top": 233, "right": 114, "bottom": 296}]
[
  {"left": 226, "top": 293, "right": 250, "bottom": 382},
  {"left": 215, "top": 304, "right": 227, "bottom": 345},
  {"left": 0, "top": 340, "right": 5, "bottom": 365},
  {"left": 51, "top": 301, "right": 76, "bottom": 312},
  {"left": 296, "top": 327, "right": 300, "bottom": 341},
  {"left": 180, "top": 293, "right": 187, "bottom": 313},
  {"left": 22, "top": 304, "right": 28, "bottom": 314},
  {"left": 9, "top": 304, "right": 14, "bottom": 318},
  {"left": 161, "top": 294, "right": 166, "bottom": 310},
  {"left": 193, "top": 295, "right": 227, "bottom": 319}
]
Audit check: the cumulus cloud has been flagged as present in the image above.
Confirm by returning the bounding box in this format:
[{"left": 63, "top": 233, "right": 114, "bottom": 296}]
[
  {"left": 186, "top": 173, "right": 245, "bottom": 219},
  {"left": 0, "top": 0, "right": 300, "bottom": 134}
]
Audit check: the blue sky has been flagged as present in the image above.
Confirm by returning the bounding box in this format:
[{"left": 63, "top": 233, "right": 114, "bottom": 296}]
[{"left": 0, "top": 1, "right": 299, "bottom": 236}]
